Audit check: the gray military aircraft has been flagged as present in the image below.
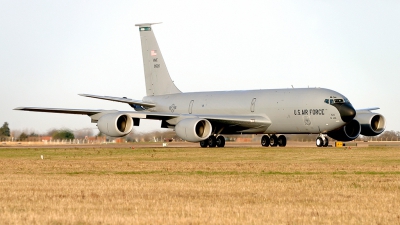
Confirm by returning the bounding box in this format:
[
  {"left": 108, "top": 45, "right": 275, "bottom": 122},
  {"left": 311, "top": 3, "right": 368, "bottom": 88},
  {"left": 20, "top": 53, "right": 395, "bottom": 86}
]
[{"left": 15, "top": 23, "right": 386, "bottom": 147}]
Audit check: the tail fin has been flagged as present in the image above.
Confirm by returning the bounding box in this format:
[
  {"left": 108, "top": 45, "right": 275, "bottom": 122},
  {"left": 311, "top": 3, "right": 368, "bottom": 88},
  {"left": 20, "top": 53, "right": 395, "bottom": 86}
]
[{"left": 135, "top": 23, "right": 181, "bottom": 96}]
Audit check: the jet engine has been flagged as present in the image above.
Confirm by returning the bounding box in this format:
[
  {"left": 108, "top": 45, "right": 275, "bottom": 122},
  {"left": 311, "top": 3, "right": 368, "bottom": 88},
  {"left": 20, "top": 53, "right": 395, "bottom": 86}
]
[
  {"left": 97, "top": 113, "right": 133, "bottom": 137},
  {"left": 175, "top": 118, "right": 212, "bottom": 142},
  {"left": 327, "top": 119, "right": 361, "bottom": 141},
  {"left": 355, "top": 113, "right": 386, "bottom": 136}
]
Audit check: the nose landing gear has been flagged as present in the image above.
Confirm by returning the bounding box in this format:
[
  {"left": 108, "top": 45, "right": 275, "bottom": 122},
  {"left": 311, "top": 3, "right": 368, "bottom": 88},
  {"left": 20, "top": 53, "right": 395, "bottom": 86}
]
[{"left": 316, "top": 135, "right": 329, "bottom": 147}]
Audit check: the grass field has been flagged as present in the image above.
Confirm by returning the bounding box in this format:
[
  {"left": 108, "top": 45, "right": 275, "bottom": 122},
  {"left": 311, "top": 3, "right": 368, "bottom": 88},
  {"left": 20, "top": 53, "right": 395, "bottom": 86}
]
[{"left": 0, "top": 145, "right": 399, "bottom": 224}]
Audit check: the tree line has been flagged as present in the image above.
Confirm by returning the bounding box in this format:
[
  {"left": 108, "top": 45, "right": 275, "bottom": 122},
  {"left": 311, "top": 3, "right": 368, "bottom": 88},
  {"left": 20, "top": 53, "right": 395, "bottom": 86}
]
[{"left": 0, "top": 122, "right": 96, "bottom": 142}]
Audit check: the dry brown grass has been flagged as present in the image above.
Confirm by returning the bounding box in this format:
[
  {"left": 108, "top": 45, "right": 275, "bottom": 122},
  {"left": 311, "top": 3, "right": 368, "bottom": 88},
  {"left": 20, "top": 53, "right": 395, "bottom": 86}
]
[{"left": 0, "top": 146, "right": 399, "bottom": 224}]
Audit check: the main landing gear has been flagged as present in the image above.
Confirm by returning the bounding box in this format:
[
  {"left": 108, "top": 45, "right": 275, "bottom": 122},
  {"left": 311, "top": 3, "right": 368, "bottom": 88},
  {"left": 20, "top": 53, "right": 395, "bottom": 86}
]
[
  {"left": 200, "top": 135, "right": 226, "bottom": 148},
  {"left": 316, "top": 135, "right": 329, "bottom": 147},
  {"left": 261, "top": 135, "right": 287, "bottom": 147}
]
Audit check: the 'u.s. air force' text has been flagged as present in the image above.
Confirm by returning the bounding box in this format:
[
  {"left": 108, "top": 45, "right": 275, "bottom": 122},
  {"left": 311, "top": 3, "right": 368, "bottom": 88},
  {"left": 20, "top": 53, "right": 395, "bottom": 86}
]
[{"left": 294, "top": 109, "right": 325, "bottom": 116}]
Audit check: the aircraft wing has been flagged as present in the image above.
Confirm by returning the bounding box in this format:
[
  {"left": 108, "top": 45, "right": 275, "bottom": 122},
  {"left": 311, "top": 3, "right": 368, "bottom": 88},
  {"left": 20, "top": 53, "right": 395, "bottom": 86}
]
[
  {"left": 78, "top": 94, "right": 155, "bottom": 108},
  {"left": 127, "top": 112, "right": 271, "bottom": 133},
  {"left": 128, "top": 112, "right": 271, "bottom": 131},
  {"left": 14, "top": 107, "right": 271, "bottom": 132},
  {"left": 200, "top": 114, "right": 271, "bottom": 133},
  {"left": 13, "top": 107, "right": 174, "bottom": 120},
  {"left": 201, "top": 114, "right": 269, "bottom": 126},
  {"left": 144, "top": 113, "right": 271, "bottom": 129},
  {"left": 356, "top": 107, "right": 380, "bottom": 114}
]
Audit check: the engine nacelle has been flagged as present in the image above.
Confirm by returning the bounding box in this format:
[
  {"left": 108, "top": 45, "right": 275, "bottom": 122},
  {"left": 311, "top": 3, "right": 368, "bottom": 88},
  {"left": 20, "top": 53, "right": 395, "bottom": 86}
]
[
  {"left": 355, "top": 113, "right": 385, "bottom": 136},
  {"left": 175, "top": 118, "right": 212, "bottom": 142},
  {"left": 328, "top": 119, "right": 361, "bottom": 141},
  {"left": 97, "top": 113, "right": 133, "bottom": 137}
]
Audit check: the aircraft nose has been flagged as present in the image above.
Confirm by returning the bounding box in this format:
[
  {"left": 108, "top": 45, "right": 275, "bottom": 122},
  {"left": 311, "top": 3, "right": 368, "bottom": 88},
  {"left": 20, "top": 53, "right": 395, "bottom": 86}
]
[{"left": 337, "top": 103, "right": 356, "bottom": 122}]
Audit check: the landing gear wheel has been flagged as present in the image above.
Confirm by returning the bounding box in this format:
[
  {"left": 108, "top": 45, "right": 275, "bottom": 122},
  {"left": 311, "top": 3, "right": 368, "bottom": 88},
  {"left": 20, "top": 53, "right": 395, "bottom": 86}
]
[
  {"left": 200, "top": 140, "right": 208, "bottom": 148},
  {"left": 316, "top": 137, "right": 323, "bottom": 147},
  {"left": 278, "top": 135, "right": 287, "bottom": 147},
  {"left": 261, "top": 135, "right": 270, "bottom": 147},
  {"left": 216, "top": 136, "right": 225, "bottom": 147},
  {"left": 208, "top": 136, "right": 217, "bottom": 148},
  {"left": 323, "top": 137, "right": 329, "bottom": 147},
  {"left": 270, "top": 135, "right": 278, "bottom": 147}
]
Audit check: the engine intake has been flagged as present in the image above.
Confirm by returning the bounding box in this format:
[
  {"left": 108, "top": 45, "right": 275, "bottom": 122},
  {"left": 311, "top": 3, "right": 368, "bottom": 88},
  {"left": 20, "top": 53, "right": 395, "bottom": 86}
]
[
  {"left": 97, "top": 113, "right": 133, "bottom": 137},
  {"left": 175, "top": 118, "right": 212, "bottom": 142},
  {"left": 355, "top": 113, "right": 385, "bottom": 136},
  {"left": 328, "top": 119, "right": 361, "bottom": 141}
]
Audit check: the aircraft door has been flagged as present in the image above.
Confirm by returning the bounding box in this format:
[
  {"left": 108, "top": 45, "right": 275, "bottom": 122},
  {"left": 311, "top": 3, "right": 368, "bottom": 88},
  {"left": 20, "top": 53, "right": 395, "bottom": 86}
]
[
  {"left": 189, "top": 100, "right": 194, "bottom": 114},
  {"left": 250, "top": 98, "right": 256, "bottom": 112}
]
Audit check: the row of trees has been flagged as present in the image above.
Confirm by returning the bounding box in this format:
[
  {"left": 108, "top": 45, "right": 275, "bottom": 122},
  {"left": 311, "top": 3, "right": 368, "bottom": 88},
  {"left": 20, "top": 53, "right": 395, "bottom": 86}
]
[
  {"left": 1, "top": 122, "right": 94, "bottom": 142},
  {"left": 2, "top": 121, "right": 400, "bottom": 142},
  {"left": 2, "top": 129, "right": 76, "bottom": 142}
]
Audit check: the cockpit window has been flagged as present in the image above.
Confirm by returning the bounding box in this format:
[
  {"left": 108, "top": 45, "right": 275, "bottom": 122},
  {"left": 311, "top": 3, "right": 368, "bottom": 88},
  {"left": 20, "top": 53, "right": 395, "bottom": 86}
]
[
  {"left": 324, "top": 98, "right": 348, "bottom": 105},
  {"left": 334, "top": 99, "right": 344, "bottom": 103}
]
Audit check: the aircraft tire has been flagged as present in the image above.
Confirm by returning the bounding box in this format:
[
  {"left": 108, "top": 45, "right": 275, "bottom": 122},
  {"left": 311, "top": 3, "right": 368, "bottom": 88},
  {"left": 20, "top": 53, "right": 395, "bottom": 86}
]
[
  {"left": 316, "top": 137, "right": 323, "bottom": 147},
  {"left": 270, "top": 135, "right": 278, "bottom": 147},
  {"left": 208, "top": 136, "right": 217, "bottom": 148},
  {"left": 278, "top": 135, "right": 287, "bottom": 147},
  {"left": 261, "top": 135, "right": 270, "bottom": 147},
  {"left": 323, "top": 137, "right": 329, "bottom": 147},
  {"left": 200, "top": 140, "right": 208, "bottom": 148},
  {"left": 216, "top": 136, "right": 225, "bottom": 147}
]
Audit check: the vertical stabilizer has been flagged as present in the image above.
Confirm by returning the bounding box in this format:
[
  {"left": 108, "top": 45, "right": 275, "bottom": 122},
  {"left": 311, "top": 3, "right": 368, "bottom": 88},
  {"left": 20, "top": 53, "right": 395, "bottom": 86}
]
[{"left": 135, "top": 23, "right": 181, "bottom": 96}]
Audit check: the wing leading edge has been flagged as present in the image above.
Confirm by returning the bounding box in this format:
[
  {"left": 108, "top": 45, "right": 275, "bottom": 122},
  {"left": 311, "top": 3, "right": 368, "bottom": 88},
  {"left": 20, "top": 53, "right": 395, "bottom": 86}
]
[{"left": 13, "top": 107, "right": 107, "bottom": 116}]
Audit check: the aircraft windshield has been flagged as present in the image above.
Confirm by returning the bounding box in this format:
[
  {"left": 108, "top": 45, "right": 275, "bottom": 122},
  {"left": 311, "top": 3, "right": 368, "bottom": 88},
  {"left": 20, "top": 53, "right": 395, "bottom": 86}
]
[{"left": 324, "top": 98, "right": 350, "bottom": 105}]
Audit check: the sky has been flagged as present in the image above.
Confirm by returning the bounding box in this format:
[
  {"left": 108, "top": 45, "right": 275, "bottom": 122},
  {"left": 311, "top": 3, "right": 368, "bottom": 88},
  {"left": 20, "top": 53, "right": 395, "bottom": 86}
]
[{"left": 1, "top": 0, "right": 399, "bottom": 135}]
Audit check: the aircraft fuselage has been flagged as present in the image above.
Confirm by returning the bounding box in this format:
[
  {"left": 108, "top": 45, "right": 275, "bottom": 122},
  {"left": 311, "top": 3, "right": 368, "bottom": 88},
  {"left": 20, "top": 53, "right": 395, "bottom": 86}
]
[{"left": 144, "top": 87, "right": 349, "bottom": 134}]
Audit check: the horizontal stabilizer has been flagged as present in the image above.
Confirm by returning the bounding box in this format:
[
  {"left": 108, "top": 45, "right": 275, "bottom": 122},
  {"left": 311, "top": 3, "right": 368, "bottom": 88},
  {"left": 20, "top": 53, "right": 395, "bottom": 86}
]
[
  {"left": 135, "top": 22, "right": 162, "bottom": 27},
  {"left": 79, "top": 94, "right": 155, "bottom": 108}
]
